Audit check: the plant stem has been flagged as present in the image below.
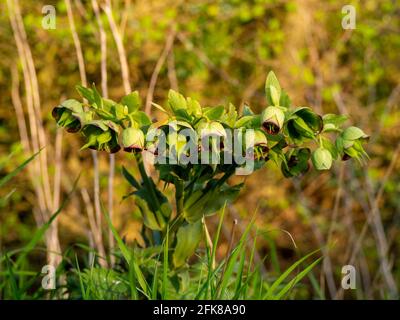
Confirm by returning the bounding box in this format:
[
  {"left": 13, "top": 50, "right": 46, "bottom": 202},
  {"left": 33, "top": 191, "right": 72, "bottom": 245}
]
[
  {"left": 135, "top": 153, "right": 164, "bottom": 244},
  {"left": 165, "top": 179, "right": 185, "bottom": 242},
  {"left": 135, "top": 153, "right": 161, "bottom": 210},
  {"left": 175, "top": 179, "right": 184, "bottom": 216}
]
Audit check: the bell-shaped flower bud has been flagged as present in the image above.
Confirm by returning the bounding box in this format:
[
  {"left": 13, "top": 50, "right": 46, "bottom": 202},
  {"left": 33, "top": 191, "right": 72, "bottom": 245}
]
[
  {"left": 261, "top": 106, "right": 285, "bottom": 135},
  {"left": 287, "top": 108, "right": 323, "bottom": 143},
  {"left": 253, "top": 129, "right": 268, "bottom": 149},
  {"left": 121, "top": 127, "right": 145, "bottom": 153},
  {"left": 312, "top": 147, "right": 333, "bottom": 170},
  {"left": 197, "top": 121, "right": 226, "bottom": 153},
  {"left": 81, "top": 121, "right": 105, "bottom": 151},
  {"left": 337, "top": 126, "right": 369, "bottom": 161},
  {"left": 197, "top": 121, "right": 226, "bottom": 138},
  {"left": 81, "top": 120, "right": 120, "bottom": 153},
  {"left": 167, "top": 133, "right": 187, "bottom": 160},
  {"left": 52, "top": 99, "right": 85, "bottom": 133},
  {"left": 245, "top": 129, "right": 269, "bottom": 160},
  {"left": 281, "top": 148, "right": 311, "bottom": 177},
  {"left": 342, "top": 126, "right": 369, "bottom": 142}
]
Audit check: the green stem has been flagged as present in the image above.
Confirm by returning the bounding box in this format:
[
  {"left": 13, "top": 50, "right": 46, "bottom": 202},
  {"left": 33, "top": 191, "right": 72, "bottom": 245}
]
[
  {"left": 135, "top": 153, "right": 161, "bottom": 210},
  {"left": 135, "top": 153, "right": 165, "bottom": 244},
  {"left": 215, "top": 168, "right": 235, "bottom": 188},
  {"left": 165, "top": 179, "right": 185, "bottom": 237},
  {"left": 175, "top": 179, "right": 184, "bottom": 216},
  {"left": 184, "top": 168, "right": 235, "bottom": 217}
]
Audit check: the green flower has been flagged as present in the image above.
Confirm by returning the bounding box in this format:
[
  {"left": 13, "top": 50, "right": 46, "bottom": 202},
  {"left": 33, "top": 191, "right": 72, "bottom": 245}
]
[
  {"left": 81, "top": 120, "right": 120, "bottom": 153},
  {"left": 281, "top": 148, "right": 311, "bottom": 178},
  {"left": 167, "top": 133, "right": 188, "bottom": 159},
  {"left": 197, "top": 121, "right": 226, "bottom": 154},
  {"left": 336, "top": 126, "right": 369, "bottom": 161},
  {"left": 261, "top": 106, "right": 285, "bottom": 135},
  {"left": 245, "top": 129, "right": 269, "bottom": 159},
  {"left": 121, "top": 127, "right": 145, "bottom": 153},
  {"left": 52, "top": 99, "right": 88, "bottom": 133},
  {"left": 286, "top": 108, "right": 323, "bottom": 143},
  {"left": 312, "top": 147, "right": 332, "bottom": 170},
  {"left": 196, "top": 121, "right": 226, "bottom": 138}
]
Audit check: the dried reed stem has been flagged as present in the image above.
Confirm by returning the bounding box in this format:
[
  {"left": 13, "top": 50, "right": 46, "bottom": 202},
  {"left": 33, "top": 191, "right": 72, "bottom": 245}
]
[
  {"left": 65, "top": 0, "right": 107, "bottom": 268},
  {"left": 91, "top": 0, "right": 115, "bottom": 267},
  {"left": 145, "top": 27, "right": 176, "bottom": 115},
  {"left": 102, "top": 0, "right": 132, "bottom": 93},
  {"left": 8, "top": 0, "right": 61, "bottom": 267}
]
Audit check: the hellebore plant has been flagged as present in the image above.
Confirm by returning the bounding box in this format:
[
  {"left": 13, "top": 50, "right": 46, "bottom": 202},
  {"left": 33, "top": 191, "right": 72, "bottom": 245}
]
[{"left": 52, "top": 72, "right": 368, "bottom": 268}]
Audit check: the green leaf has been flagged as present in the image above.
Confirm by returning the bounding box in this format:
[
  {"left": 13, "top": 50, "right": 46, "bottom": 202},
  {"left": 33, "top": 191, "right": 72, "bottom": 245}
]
[
  {"left": 186, "top": 97, "right": 202, "bottom": 117},
  {"left": 168, "top": 90, "right": 187, "bottom": 112},
  {"left": 265, "top": 71, "right": 281, "bottom": 105},
  {"left": 342, "top": 126, "right": 368, "bottom": 141},
  {"left": 102, "top": 98, "right": 117, "bottom": 110},
  {"left": 131, "top": 111, "right": 152, "bottom": 127},
  {"left": 184, "top": 183, "right": 243, "bottom": 222},
  {"left": 135, "top": 197, "right": 163, "bottom": 230},
  {"left": 311, "top": 147, "right": 333, "bottom": 170},
  {"left": 221, "top": 103, "right": 238, "bottom": 127},
  {"left": 323, "top": 114, "right": 348, "bottom": 127},
  {"left": 103, "top": 204, "right": 131, "bottom": 263},
  {"left": 121, "top": 91, "right": 141, "bottom": 113},
  {"left": 174, "top": 108, "right": 192, "bottom": 122},
  {"left": 122, "top": 166, "right": 140, "bottom": 189},
  {"left": 94, "top": 108, "right": 115, "bottom": 121},
  {"left": 111, "top": 103, "right": 126, "bottom": 121},
  {"left": 270, "top": 85, "right": 280, "bottom": 106},
  {"left": 76, "top": 85, "right": 95, "bottom": 104},
  {"left": 0, "top": 150, "right": 40, "bottom": 189},
  {"left": 151, "top": 102, "right": 169, "bottom": 114},
  {"left": 173, "top": 220, "right": 203, "bottom": 268},
  {"left": 4, "top": 253, "right": 19, "bottom": 299},
  {"left": 203, "top": 105, "right": 225, "bottom": 121},
  {"left": 321, "top": 137, "right": 338, "bottom": 160},
  {"left": 235, "top": 115, "right": 260, "bottom": 129},
  {"left": 92, "top": 84, "right": 103, "bottom": 109},
  {"left": 279, "top": 90, "right": 291, "bottom": 108}
]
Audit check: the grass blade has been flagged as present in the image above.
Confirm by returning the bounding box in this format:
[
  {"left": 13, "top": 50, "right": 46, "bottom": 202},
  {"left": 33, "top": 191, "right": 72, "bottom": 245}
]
[
  {"left": 102, "top": 202, "right": 149, "bottom": 297},
  {"left": 162, "top": 224, "right": 169, "bottom": 299},
  {"left": 4, "top": 253, "right": 20, "bottom": 299},
  {"left": 216, "top": 212, "right": 256, "bottom": 298},
  {"left": 15, "top": 174, "right": 80, "bottom": 267},
  {"left": 274, "top": 257, "right": 322, "bottom": 300},
  {"left": 264, "top": 248, "right": 321, "bottom": 299},
  {"left": 122, "top": 166, "right": 140, "bottom": 189},
  {"left": 0, "top": 150, "right": 40, "bottom": 189}
]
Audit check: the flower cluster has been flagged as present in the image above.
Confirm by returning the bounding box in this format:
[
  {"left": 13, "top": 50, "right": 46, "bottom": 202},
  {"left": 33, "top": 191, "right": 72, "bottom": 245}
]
[{"left": 52, "top": 72, "right": 368, "bottom": 267}]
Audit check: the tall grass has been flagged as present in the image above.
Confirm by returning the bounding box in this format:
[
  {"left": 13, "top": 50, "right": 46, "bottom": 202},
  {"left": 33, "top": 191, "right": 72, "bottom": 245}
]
[{"left": 1, "top": 159, "right": 322, "bottom": 300}]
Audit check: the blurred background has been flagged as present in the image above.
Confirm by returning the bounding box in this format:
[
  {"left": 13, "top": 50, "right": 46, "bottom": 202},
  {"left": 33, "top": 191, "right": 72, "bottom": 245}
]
[{"left": 0, "top": 0, "right": 399, "bottom": 299}]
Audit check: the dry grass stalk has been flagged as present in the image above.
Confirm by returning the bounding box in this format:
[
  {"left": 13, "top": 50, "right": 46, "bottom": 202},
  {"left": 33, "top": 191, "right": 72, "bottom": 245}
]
[{"left": 65, "top": 0, "right": 108, "bottom": 268}]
